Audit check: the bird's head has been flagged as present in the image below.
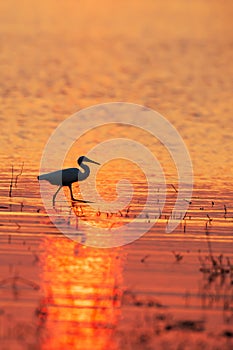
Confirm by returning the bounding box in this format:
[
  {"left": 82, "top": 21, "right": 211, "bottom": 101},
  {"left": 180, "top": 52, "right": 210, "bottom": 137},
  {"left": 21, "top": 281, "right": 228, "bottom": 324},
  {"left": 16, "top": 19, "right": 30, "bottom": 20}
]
[{"left": 77, "top": 156, "right": 100, "bottom": 166}]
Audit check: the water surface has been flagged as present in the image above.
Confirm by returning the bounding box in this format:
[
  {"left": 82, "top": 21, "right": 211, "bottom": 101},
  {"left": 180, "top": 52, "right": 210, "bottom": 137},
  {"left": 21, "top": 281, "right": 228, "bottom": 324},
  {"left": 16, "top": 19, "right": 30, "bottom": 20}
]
[{"left": 0, "top": 1, "right": 232, "bottom": 349}]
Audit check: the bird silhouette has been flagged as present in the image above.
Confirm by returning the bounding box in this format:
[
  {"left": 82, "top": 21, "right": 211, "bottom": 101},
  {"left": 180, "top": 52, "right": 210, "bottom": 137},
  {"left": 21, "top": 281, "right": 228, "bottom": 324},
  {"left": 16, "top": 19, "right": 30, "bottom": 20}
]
[{"left": 38, "top": 156, "right": 100, "bottom": 207}]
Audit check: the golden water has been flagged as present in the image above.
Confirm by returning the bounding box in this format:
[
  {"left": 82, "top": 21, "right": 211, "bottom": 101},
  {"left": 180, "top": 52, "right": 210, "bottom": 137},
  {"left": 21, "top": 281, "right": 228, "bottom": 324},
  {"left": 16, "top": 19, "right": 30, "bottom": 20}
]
[{"left": 0, "top": 1, "right": 232, "bottom": 349}]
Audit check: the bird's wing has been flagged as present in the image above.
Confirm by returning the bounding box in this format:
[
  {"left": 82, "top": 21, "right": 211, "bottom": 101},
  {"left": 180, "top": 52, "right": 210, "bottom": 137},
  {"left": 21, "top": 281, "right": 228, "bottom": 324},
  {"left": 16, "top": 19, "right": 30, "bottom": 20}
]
[
  {"left": 38, "top": 168, "right": 79, "bottom": 186},
  {"left": 38, "top": 169, "right": 63, "bottom": 185},
  {"left": 61, "top": 168, "right": 79, "bottom": 186}
]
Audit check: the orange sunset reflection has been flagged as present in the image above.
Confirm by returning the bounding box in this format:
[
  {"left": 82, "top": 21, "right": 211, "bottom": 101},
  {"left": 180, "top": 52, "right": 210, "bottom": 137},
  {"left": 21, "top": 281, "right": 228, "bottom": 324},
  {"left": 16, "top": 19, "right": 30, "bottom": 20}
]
[{"left": 40, "top": 237, "right": 124, "bottom": 350}]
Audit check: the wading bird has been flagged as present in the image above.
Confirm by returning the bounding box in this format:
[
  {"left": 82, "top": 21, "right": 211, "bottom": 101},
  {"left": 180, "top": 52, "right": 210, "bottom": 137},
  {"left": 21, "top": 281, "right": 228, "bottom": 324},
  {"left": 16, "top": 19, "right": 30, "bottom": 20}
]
[{"left": 37, "top": 156, "right": 100, "bottom": 207}]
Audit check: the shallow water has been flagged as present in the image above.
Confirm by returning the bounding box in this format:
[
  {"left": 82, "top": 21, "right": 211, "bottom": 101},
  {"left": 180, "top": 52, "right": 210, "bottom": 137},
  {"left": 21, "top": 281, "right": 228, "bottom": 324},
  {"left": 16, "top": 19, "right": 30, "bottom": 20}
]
[
  {"left": 0, "top": 1, "right": 233, "bottom": 349},
  {"left": 0, "top": 183, "right": 232, "bottom": 349}
]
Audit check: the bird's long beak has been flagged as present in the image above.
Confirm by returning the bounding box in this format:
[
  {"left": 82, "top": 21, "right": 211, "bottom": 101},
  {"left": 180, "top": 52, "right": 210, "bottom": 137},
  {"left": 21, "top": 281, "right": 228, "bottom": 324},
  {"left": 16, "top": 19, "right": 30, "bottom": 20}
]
[{"left": 86, "top": 158, "right": 100, "bottom": 165}]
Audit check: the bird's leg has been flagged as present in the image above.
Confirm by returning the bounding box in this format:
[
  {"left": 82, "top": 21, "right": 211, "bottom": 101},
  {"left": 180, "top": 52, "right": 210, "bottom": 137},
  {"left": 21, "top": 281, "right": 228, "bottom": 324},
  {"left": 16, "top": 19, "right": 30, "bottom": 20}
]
[
  {"left": 68, "top": 184, "right": 93, "bottom": 203},
  {"left": 53, "top": 186, "right": 62, "bottom": 207},
  {"left": 68, "top": 184, "right": 77, "bottom": 201}
]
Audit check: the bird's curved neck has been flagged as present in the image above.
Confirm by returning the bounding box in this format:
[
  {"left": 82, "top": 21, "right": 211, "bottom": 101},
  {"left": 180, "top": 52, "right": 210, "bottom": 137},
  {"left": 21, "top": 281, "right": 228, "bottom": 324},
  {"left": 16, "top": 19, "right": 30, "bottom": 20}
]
[{"left": 78, "top": 163, "right": 90, "bottom": 180}]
